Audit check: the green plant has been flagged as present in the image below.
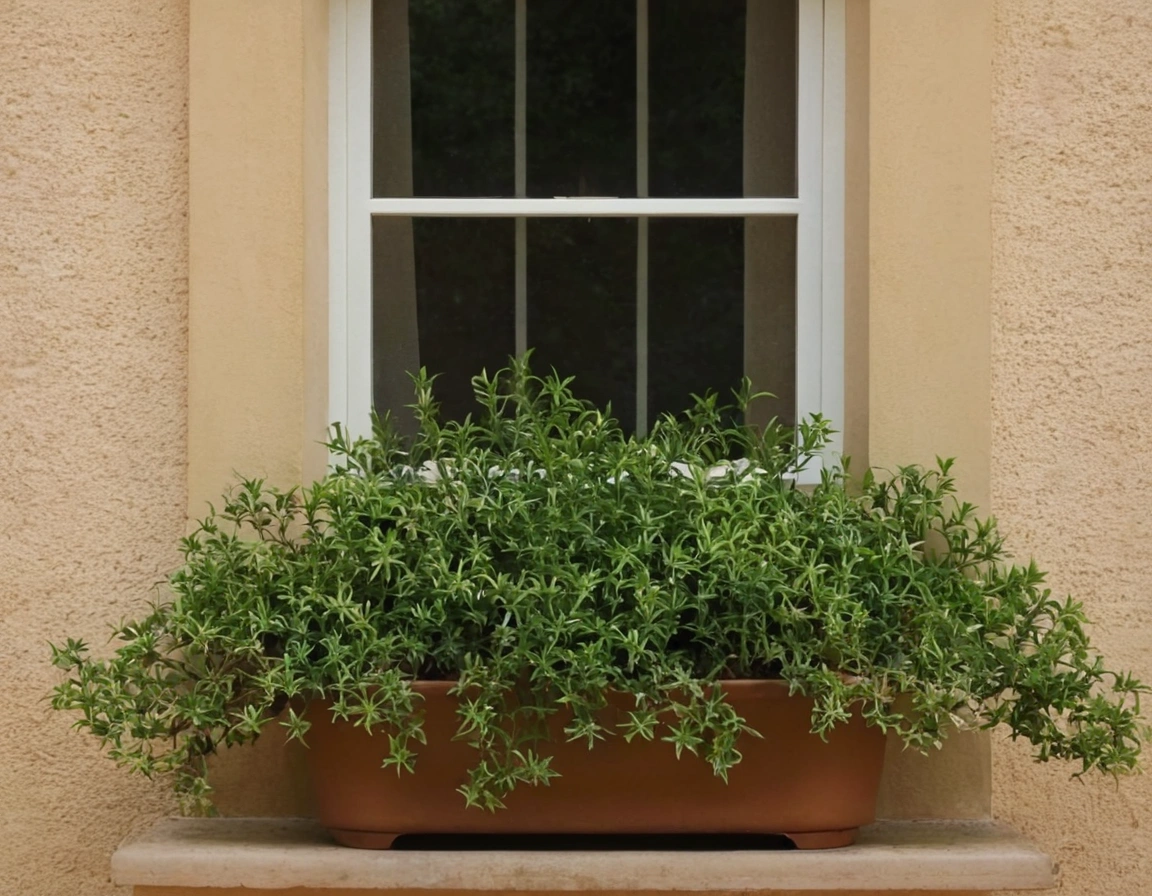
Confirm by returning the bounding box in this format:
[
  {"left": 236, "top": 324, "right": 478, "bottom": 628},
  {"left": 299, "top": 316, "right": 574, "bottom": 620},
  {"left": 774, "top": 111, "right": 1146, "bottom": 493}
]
[{"left": 50, "top": 357, "right": 1146, "bottom": 813}]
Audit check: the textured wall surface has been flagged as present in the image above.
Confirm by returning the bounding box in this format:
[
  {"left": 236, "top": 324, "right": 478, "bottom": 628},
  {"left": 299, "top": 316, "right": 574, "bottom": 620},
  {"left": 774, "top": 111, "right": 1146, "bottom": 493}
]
[
  {"left": 5, "top": 0, "right": 1152, "bottom": 893},
  {"left": 866, "top": 0, "right": 994, "bottom": 820},
  {"left": 990, "top": 2, "right": 1152, "bottom": 894},
  {"left": 0, "top": 2, "right": 189, "bottom": 893}
]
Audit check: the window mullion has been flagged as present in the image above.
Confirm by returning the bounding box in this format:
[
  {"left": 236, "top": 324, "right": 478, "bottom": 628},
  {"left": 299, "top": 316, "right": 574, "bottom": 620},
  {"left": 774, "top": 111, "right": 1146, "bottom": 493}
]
[{"left": 635, "top": 0, "right": 650, "bottom": 436}]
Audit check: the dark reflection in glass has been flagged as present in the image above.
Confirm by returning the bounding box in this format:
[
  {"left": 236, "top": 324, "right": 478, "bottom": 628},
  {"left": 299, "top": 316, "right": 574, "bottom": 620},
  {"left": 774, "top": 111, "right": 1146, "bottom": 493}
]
[
  {"left": 374, "top": 0, "right": 515, "bottom": 197},
  {"left": 649, "top": 0, "right": 798, "bottom": 198},
  {"left": 372, "top": 0, "right": 797, "bottom": 199},
  {"left": 528, "top": 219, "right": 637, "bottom": 428},
  {"left": 414, "top": 218, "right": 516, "bottom": 419},
  {"left": 648, "top": 219, "right": 745, "bottom": 426},
  {"left": 744, "top": 216, "right": 797, "bottom": 426},
  {"left": 649, "top": 2, "right": 744, "bottom": 198},
  {"left": 649, "top": 217, "right": 796, "bottom": 428},
  {"left": 526, "top": 0, "right": 636, "bottom": 197},
  {"left": 372, "top": 217, "right": 515, "bottom": 425}
]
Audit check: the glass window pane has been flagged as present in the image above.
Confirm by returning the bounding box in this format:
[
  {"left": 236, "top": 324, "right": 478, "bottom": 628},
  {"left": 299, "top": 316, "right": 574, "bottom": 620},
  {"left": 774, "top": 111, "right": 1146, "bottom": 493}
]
[
  {"left": 649, "top": 0, "right": 798, "bottom": 198},
  {"left": 743, "top": 216, "right": 797, "bottom": 426},
  {"left": 649, "top": 217, "right": 796, "bottom": 427},
  {"left": 371, "top": 1, "right": 797, "bottom": 200},
  {"left": 372, "top": 217, "right": 516, "bottom": 426},
  {"left": 526, "top": 0, "right": 636, "bottom": 198},
  {"left": 647, "top": 219, "right": 745, "bottom": 426},
  {"left": 373, "top": 0, "right": 515, "bottom": 197},
  {"left": 527, "top": 218, "right": 637, "bottom": 427},
  {"left": 370, "top": 215, "right": 795, "bottom": 434}
]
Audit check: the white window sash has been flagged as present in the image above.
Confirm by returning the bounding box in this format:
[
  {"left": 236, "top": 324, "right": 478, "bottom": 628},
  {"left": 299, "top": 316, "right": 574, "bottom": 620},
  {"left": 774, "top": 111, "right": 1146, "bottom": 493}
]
[
  {"left": 794, "top": 0, "right": 824, "bottom": 474},
  {"left": 821, "top": 0, "right": 847, "bottom": 472},
  {"left": 330, "top": 0, "right": 845, "bottom": 483},
  {"left": 331, "top": 0, "right": 375, "bottom": 442},
  {"left": 363, "top": 197, "right": 805, "bottom": 217}
]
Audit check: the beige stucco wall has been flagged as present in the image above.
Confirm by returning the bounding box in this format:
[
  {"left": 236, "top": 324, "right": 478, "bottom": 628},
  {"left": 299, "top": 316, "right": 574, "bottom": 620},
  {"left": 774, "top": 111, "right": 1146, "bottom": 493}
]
[
  {"left": 867, "top": 0, "right": 994, "bottom": 821},
  {"left": 4, "top": 0, "right": 1152, "bottom": 894},
  {"left": 186, "top": 0, "right": 326, "bottom": 818},
  {"left": 0, "top": 1, "right": 189, "bottom": 894},
  {"left": 989, "top": 1, "right": 1152, "bottom": 894}
]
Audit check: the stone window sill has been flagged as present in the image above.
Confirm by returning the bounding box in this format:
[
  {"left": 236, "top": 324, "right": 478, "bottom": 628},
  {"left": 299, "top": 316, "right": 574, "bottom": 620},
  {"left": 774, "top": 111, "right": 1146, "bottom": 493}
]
[{"left": 113, "top": 818, "right": 1053, "bottom": 893}]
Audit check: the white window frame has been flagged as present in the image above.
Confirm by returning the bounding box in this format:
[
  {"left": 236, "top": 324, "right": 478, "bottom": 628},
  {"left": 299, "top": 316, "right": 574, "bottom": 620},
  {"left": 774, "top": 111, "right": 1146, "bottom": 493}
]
[{"left": 329, "top": 0, "right": 845, "bottom": 483}]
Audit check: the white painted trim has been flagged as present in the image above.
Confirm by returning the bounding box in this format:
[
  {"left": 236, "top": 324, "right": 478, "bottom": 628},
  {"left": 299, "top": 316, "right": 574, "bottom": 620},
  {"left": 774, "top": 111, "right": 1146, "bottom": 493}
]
[
  {"left": 328, "top": 0, "right": 350, "bottom": 434},
  {"left": 342, "top": 0, "right": 374, "bottom": 440},
  {"left": 363, "top": 197, "right": 804, "bottom": 217},
  {"left": 820, "top": 0, "right": 847, "bottom": 467},
  {"left": 793, "top": 0, "right": 826, "bottom": 486}
]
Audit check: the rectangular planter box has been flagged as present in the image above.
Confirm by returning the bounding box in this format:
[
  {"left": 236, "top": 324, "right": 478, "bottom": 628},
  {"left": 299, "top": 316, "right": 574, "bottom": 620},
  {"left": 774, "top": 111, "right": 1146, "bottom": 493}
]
[{"left": 304, "top": 680, "right": 887, "bottom": 849}]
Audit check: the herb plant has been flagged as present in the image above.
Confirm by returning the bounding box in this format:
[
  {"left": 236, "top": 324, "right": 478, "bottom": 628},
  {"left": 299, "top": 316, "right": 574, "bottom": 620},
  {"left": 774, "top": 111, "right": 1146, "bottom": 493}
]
[{"left": 50, "top": 357, "right": 1145, "bottom": 813}]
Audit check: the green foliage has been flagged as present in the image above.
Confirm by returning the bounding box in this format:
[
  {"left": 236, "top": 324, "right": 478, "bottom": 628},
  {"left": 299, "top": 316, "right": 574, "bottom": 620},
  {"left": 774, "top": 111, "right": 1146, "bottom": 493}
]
[{"left": 50, "top": 357, "right": 1146, "bottom": 813}]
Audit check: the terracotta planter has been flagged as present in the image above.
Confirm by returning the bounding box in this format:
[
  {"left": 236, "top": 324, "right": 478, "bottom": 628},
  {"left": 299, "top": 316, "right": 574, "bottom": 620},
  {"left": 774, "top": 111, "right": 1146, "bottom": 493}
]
[{"left": 304, "top": 680, "right": 886, "bottom": 850}]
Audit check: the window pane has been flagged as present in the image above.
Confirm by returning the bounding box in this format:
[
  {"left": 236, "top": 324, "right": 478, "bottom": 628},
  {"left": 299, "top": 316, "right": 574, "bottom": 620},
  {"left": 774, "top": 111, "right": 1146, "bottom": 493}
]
[
  {"left": 527, "top": 219, "right": 637, "bottom": 427},
  {"left": 372, "top": 217, "right": 516, "bottom": 426},
  {"left": 373, "top": 0, "right": 515, "bottom": 197},
  {"left": 648, "top": 217, "right": 795, "bottom": 428},
  {"left": 371, "top": 0, "right": 797, "bottom": 199},
  {"left": 744, "top": 216, "right": 797, "bottom": 426},
  {"left": 370, "top": 216, "right": 795, "bottom": 433},
  {"left": 649, "top": 0, "right": 798, "bottom": 198},
  {"left": 647, "top": 219, "right": 745, "bottom": 426},
  {"left": 526, "top": 1, "right": 637, "bottom": 198}
]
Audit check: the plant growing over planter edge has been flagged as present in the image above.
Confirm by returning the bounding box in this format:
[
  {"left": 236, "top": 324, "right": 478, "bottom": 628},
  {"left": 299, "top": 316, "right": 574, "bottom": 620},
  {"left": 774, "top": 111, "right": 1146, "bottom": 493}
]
[{"left": 51, "top": 356, "right": 1146, "bottom": 814}]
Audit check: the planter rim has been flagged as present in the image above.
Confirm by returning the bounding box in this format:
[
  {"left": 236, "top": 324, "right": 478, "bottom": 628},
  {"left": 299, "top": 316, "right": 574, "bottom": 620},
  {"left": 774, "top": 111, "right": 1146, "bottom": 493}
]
[{"left": 367, "top": 678, "right": 795, "bottom": 697}]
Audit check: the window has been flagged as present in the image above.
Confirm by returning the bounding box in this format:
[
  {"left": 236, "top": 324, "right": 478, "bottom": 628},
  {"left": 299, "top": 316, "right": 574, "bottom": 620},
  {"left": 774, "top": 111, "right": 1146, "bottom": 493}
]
[{"left": 330, "top": 0, "right": 844, "bottom": 479}]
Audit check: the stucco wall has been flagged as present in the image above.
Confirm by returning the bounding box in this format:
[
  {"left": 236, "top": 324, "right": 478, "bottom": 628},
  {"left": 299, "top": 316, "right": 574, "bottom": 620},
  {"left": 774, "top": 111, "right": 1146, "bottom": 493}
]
[
  {"left": 5, "top": 0, "right": 1152, "bottom": 894},
  {"left": 990, "top": 1, "right": 1152, "bottom": 894},
  {"left": 0, "top": 2, "right": 189, "bottom": 894}
]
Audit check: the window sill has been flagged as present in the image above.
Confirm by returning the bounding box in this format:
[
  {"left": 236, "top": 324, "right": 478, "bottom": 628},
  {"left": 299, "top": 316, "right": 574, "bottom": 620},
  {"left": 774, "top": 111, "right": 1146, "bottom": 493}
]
[{"left": 112, "top": 817, "right": 1053, "bottom": 892}]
